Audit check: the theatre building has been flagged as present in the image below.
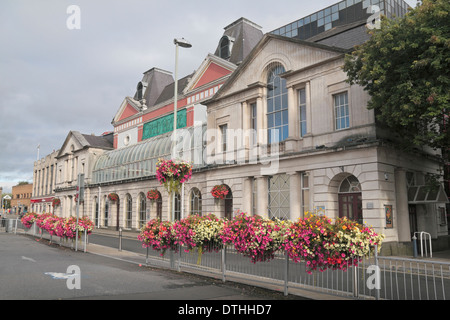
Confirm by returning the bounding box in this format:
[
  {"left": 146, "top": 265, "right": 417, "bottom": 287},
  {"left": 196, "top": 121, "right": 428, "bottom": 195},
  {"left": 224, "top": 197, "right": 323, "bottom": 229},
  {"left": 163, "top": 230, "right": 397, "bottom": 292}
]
[{"left": 33, "top": 0, "right": 448, "bottom": 255}]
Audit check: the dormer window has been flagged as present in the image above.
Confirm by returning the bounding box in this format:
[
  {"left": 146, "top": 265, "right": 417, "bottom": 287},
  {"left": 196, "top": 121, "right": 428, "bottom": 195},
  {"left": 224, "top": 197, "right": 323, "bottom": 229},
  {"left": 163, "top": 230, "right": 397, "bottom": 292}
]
[
  {"left": 219, "top": 36, "right": 232, "bottom": 59},
  {"left": 136, "top": 82, "right": 144, "bottom": 101}
]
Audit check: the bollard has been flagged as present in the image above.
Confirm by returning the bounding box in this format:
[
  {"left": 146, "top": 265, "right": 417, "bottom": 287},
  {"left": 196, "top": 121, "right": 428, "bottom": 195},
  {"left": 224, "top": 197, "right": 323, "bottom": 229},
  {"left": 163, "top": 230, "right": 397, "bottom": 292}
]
[{"left": 119, "top": 228, "right": 122, "bottom": 251}]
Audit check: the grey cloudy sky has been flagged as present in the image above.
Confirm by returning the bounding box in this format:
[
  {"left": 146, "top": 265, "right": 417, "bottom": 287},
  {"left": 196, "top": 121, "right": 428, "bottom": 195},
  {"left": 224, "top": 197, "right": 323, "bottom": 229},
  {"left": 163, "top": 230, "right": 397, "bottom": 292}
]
[{"left": 0, "top": 0, "right": 417, "bottom": 193}]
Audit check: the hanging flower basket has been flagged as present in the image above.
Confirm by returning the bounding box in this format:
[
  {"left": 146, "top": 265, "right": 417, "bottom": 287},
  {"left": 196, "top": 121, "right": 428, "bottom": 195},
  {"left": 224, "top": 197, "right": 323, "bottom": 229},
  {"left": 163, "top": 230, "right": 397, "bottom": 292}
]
[
  {"left": 147, "top": 189, "right": 160, "bottom": 204},
  {"left": 211, "top": 184, "right": 229, "bottom": 200},
  {"left": 156, "top": 158, "right": 192, "bottom": 193},
  {"left": 52, "top": 198, "right": 61, "bottom": 208},
  {"left": 108, "top": 193, "right": 119, "bottom": 202}
]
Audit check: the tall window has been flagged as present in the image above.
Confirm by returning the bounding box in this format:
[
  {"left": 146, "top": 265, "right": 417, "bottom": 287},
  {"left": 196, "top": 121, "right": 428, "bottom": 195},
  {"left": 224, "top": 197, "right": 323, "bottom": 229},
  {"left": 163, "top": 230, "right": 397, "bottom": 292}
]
[
  {"left": 301, "top": 173, "right": 310, "bottom": 215},
  {"left": 338, "top": 175, "right": 362, "bottom": 224},
  {"left": 139, "top": 193, "right": 146, "bottom": 228},
  {"left": 334, "top": 92, "right": 349, "bottom": 130},
  {"left": 126, "top": 194, "right": 132, "bottom": 228},
  {"left": 298, "top": 88, "right": 307, "bottom": 137},
  {"left": 267, "top": 64, "right": 288, "bottom": 143},
  {"left": 104, "top": 196, "right": 109, "bottom": 227},
  {"left": 174, "top": 192, "right": 181, "bottom": 221},
  {"left": 219, "top": 36, "right": 231, "bottom": 59},
  {"left": 190, "top": 188, "right": 202, "bottom": 216},
  {"left": 251, "top": 103, "right": 257, "bottom": 145},
  {"left": 94, "top": 196, "right": 99, "bottom": 227}
]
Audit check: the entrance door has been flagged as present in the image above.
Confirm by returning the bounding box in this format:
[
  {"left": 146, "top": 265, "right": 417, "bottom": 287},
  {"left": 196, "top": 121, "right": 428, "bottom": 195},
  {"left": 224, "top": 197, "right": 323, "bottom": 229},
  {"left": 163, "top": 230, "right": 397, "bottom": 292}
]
[{"left": 338, "top": 193, "right": 363, "bottom": 224}]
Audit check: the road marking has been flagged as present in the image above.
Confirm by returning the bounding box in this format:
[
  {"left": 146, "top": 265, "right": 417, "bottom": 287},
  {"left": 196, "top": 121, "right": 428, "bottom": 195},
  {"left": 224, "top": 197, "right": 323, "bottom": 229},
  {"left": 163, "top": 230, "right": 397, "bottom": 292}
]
[
  {"left": 44, "top": 272, "right": 77, "bottom": 280},
  {"left": 21, "top": 256, "right": 36, "bottom": 262}
]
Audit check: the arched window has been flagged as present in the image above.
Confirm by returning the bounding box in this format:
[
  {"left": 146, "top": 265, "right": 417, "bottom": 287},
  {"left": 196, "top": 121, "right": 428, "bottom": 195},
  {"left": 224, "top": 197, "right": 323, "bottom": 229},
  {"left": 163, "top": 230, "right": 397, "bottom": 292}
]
[
  {"left": 104, "top": 195, "right": 109, "bottom": 227},
  {"left": 267, "top": 63, "right": 288, "bottom": 143},
  {"left": 156, "top": 192, "right": 162, "bottom": 221},
  {"left": 93, "top": 196, "right": 99, "bottom": 227},
  {"left": 126, "top": 194, "right": 132, "bottom": 228},
  {"left": 139, "top": 193, "right": 146, "bottom": 228},
  {"left": 338, "top": 175, "right": 363, "bottom": 224},
  {"left": 219, "top": 36, "right": 231, "bottom": 59},
  {"left": 136, "top": 82, "right": 144, "bottom": 101},
  {"left": 224, "top": 185, "right": 233, "bottom": 220},
  {"left": 190, "top": 188, "right": 202, "bottom": 216},
  {"left": 174, "top": 192, "right": 181, "bottom": 221}
]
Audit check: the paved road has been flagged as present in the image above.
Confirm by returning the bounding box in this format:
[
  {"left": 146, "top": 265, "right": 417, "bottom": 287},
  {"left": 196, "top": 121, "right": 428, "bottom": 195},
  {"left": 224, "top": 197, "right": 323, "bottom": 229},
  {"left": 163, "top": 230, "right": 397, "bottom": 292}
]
[{"left": 0, "top": 233, "right": 306, "bottom": 302}]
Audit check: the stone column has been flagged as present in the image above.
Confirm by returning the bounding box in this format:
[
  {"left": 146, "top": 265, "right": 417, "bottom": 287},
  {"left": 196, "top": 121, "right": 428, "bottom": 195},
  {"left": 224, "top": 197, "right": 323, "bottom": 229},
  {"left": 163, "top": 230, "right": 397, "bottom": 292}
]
[
  {"left": 395, "top": 168, "right": 411, "bottom": 242},
  {"left": 288, "top": 87, "right": 297, "bottom": 137},
  {"left": 256, "top": 96, "right": 264, "bottom": 146},
  {"left": 241, "top": 101, "right": 250, "bottom": 162},
  {"left": 288, "top": 171, "right": 301, "bottom": 221},
  {"left": 255, "top": 175, "right": 268, "bottom": 218},
  {"left": 242, "top": 177, "right": 253, "bottom": 215},
  {"left": 305, "top": 81, "right": 312, "bottom": 135}
]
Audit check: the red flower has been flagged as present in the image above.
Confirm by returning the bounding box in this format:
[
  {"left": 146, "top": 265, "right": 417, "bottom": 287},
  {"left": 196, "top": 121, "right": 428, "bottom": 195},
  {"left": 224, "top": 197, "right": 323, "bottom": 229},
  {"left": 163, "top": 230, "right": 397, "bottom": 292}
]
[{"left": 211, "top": 185, "right": 229, "bottom": 199}]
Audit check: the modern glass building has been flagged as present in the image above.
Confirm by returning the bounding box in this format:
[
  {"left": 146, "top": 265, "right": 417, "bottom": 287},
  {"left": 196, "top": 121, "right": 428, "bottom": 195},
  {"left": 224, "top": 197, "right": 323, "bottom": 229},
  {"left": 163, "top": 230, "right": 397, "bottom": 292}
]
[{"left": 271, "top": 0, "right": 410, "bottom": 40}]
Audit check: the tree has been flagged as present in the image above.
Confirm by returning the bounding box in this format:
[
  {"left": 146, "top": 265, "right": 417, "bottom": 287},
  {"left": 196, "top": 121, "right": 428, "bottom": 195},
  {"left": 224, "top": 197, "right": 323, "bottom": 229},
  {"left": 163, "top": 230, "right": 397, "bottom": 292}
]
[{"left": 344, "top": 0, "right": 449, "bottom": 152}]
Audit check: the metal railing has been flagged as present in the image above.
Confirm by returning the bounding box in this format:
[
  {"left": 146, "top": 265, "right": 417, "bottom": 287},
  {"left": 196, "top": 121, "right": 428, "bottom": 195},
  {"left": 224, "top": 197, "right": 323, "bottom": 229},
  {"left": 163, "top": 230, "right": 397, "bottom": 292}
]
[
  {"left": 143, "top": 242, "right": 450, "bottom": 300},
  {"left": 1, "top": 218, "right": 89, "bottom": 252},
  {"left": 4, "top": 219, "right": 450, "bottom": 300},
  {"left": 413, "top": 231, "right": 433, "bottom": 258}
]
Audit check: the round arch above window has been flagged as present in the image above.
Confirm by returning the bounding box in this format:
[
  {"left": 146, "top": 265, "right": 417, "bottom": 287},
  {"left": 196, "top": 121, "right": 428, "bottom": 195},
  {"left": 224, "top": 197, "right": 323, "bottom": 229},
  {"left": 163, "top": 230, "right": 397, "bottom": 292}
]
[
  {"left": 190, "top": 187, "right": 202, "bottom": 216},
  {"left": 219, "top": 36, "right": 234, "bottom": 60},
  {"left": 339, "top": 175, "right": 361, "bottom": 193}
]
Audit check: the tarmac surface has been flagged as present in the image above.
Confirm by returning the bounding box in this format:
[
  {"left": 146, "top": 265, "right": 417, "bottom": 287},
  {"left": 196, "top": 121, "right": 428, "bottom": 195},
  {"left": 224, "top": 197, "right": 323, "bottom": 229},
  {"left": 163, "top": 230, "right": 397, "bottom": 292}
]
[{"left": 3, "top": 217, "right": 450, "bottom": 300}]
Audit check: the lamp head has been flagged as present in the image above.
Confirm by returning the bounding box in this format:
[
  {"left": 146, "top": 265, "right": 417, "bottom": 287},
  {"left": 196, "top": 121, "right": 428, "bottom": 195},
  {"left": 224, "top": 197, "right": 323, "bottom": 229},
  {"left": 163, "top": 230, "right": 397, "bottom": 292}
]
[{"left": 174, "top": 38, "right": 192, "bottom": 48}]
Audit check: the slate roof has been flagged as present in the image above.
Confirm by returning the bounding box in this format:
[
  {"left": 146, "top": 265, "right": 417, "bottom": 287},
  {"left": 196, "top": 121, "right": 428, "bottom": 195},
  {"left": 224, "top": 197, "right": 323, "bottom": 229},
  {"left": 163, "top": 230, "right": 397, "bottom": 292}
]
[
  {"left": 153, "top": 73, "right": 194, "bottom": 106},
  {"left": 214, "top": 17, "right": 264, "bottom": 65}
]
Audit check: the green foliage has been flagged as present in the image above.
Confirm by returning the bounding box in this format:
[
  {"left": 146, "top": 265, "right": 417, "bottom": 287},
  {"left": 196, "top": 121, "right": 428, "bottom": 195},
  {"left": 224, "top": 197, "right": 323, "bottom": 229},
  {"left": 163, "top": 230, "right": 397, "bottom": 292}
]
[{"left": 344, "top": 0, "right": 449, "bottom": 151}]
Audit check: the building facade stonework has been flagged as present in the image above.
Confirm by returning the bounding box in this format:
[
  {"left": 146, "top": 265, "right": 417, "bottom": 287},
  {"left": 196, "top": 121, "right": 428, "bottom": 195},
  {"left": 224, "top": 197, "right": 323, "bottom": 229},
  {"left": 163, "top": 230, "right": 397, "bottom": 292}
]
[{"left": 31, "top": 10, "right": 448, "bottom": 255}]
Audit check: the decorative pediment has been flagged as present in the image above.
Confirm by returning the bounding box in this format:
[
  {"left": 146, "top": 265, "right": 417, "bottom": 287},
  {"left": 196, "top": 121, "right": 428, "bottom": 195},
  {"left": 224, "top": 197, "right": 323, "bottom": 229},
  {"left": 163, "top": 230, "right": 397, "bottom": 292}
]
[
  {"left": 183, "top": 54, "right": 236, "bottom": 94},
  {"left": 212, "top": 34, "right": 347, "bottom": 101},
  {"left": 56, "top": 131, "right": 84, "bottom": 158},
  {"left": 113, "top": 97, "right": 142, "bottom": 124}
]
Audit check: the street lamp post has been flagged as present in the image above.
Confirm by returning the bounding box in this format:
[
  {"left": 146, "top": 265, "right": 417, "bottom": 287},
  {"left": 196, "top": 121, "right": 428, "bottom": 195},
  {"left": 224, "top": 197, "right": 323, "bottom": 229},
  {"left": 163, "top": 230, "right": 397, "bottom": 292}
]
[{"left": 172, "top": 38, "right": 191, "bottom": 222}]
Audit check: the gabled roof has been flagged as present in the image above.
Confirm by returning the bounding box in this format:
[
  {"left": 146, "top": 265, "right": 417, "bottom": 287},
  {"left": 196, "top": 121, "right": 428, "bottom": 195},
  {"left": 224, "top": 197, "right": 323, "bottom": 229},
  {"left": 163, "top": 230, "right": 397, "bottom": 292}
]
[
  {"left": 183, "top": 54, "right": 236, "bottom": 94},
  {"left": 208, "top": 33, "right": 347, "bottom": 103},
  {"left": 56, "top": 131, "right": 114, "bottom": 158},
  {"left": 114, "top": 97, "right": 142, "bottom": 123}
]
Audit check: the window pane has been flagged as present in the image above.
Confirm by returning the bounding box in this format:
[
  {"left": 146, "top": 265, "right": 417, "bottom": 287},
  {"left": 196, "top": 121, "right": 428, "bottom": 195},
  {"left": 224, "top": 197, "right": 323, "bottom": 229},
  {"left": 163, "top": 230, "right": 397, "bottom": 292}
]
[
  {"left": 275, "top": 111, "right": 282, "bottom": 126},
  {"left": 268, "top": 98, "right": 273, "bottom": 113}
]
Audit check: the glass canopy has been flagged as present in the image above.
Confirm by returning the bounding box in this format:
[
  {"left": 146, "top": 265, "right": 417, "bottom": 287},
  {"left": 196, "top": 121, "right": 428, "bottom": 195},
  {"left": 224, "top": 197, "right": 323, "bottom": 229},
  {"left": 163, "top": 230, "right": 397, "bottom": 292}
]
[{"left": 92, "top": 125, "right": 206, "bottom": 184}]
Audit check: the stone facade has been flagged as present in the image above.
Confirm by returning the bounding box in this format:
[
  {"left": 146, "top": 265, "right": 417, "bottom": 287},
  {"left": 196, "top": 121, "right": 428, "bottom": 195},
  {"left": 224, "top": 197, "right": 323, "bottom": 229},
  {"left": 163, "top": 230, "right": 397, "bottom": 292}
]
[{"left": 30, "top": 14, "right": 448, "bottom": 254}]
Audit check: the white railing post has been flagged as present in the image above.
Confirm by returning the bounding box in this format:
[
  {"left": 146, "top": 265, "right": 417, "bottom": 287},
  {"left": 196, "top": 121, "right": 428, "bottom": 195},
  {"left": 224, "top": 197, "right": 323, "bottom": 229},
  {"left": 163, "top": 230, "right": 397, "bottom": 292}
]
[
  {"left": 222, "top": 246, "right": 227, "bottom": 283},
  {"left": 284, "top": 251, "right": 289, "bottom": 296}
]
